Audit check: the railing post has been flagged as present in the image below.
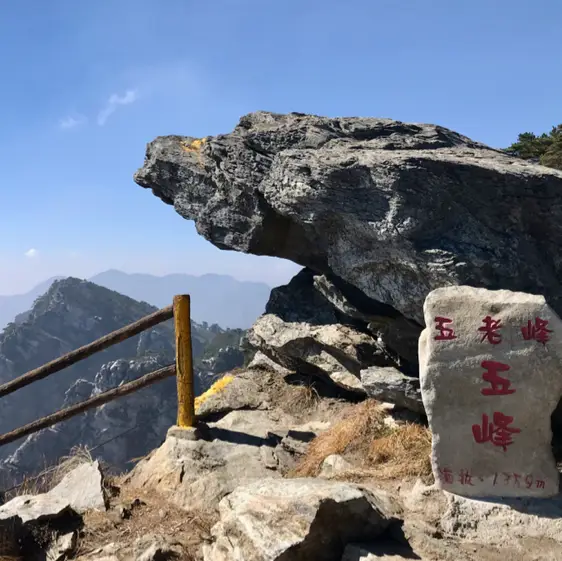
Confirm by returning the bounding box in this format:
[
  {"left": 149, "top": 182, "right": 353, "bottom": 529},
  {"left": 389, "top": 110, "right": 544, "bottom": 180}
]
[{"left": 173, "top": 295, "right": 195, "bottom": 427}]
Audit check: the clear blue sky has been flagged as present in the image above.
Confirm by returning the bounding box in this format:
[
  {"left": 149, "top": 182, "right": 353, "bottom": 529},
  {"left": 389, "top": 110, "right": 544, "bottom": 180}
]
[{"left": 0, "top": 0, "right": 559, "bottom": 294}]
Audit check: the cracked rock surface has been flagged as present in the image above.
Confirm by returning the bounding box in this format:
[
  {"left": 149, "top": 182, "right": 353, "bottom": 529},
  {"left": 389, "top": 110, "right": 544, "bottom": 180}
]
[{"left": 134, "top": 111, "right": 562, "bottom": 326}]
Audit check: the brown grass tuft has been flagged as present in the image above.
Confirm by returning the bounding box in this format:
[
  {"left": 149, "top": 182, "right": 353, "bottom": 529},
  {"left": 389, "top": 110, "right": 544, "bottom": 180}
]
[
  {"left": 290, "top": 399, "right": 387, "bottom": 477},
  {"left": 369, "top": 422, "right": 432, "bottom": 479},
  {"left": 293, "top": 383, "right": 321, "bottom": 411},
  {"left": 291, "top": 399, "right": 433, "bottom": 483},
  {"left": 48, "top": 445, "right": 94, "bottom": 488}
]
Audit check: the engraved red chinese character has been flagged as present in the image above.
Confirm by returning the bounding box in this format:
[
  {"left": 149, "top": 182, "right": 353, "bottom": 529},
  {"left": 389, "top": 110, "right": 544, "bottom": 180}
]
[
  {"left": 458, "top": 469, "right": 474, "bottom": 486},
  {"left": 521, "top": 318, "right": 552, "bottom": 344},
  {"left": 472, "top": 412, "right": 521, "bottom": 451},
  {"left": 434, "top": 317, "right": 457, "bottom": 341},
  {"left": 438, "top": 467, "right": 453, "bottom": 484},
  {"left": 480, "top": 360, "right": 515, "bottom": 396},
  {"left": 478, "top": 315, "right": 502, "bottom": 344}
]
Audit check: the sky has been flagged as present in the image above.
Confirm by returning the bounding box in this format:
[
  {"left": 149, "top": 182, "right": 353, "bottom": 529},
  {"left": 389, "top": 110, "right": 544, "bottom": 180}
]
[{"left": 0, "top": 0, "right": 560, "bottom": 295}]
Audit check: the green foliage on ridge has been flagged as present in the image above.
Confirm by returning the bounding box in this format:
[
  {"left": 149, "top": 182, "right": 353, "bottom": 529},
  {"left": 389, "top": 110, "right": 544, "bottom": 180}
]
[{"left": 506, "top": 125, "right": 562, "bottom": 170}]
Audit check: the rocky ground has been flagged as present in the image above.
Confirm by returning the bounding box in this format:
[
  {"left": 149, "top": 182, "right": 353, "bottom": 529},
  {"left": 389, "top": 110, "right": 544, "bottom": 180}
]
[{"left": 2, "top": 363, "right": 562, "bottom": 561}]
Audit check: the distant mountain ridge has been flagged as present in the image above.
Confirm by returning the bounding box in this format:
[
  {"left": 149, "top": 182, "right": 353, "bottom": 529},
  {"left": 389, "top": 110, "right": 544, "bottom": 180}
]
[
  {"left": 0, "top": 270, "right": 272, "bottom": 331},
  {"left": 0, "top": 276, "right": 64, "bottom": 331},
  {"left": 89, "top": 270, "right": 271, "bottom": 328},
  {"left": 0, "top": 277, "right": 246, "bottom": 479}
]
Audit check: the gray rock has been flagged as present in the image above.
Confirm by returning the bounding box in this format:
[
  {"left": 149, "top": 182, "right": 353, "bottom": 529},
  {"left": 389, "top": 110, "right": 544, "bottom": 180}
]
[
  {"left": 0, "top": 460, "right": 107, "bottom": 525},
  {"left": 265, "top": 268, "right": 341, "bottom": 326},
  {"left": 124, "top": 410, "right": 287, "bottom": 511},
  {"left": 247, "top": 269, "right": 417, "bottom": 387},
  {"left": 0, "top": 493, "right": 75, "bottom": 526},
  {"left": 134, "top": 111, "right": 562, "bottom": 330},
  {"left": 48, "top": 460, "right": 108, "bottom": 513},
  {"left": 245, "top": 268, "right": 423, "bottom": 410},
  {"left": 313, "top": 273, "right": 421, "bottom": 369},
  {"left": 420, "top": 285, "right": 562, "bottom": 497},
  {"left": 260, "top": 446, "right": 278, "bottom": 470},
  {"left": 248, "top": 351, "right": 293, "bottom": 374},
  {"left": 320, "top": 454, "right": 353, "bottom": 477},
  {"left": 360, "top": 366, "right": 424, "bottom": 414},
  {"left": 0, "top": 461, "right": 105, "bottom": 561},
  {"left": 402, "top": 480, "right": 562, "bottom": 554},
  {"left": 247, "top": 313, "right": 373, "bottom": 393},
  {"left": 195, "top": 368, "right": 274, "bottom": 419},
  {"left": 125, "top": 404, "right": 333, "bottom": 513},
  {"left": 203, "top": 478, "right": 392, "bottom": 561}
]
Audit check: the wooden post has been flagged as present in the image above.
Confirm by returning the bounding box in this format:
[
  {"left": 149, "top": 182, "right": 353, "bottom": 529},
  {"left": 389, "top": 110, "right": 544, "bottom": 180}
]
[{"left": 173, "top": 295, "right": 195, "bottom": 427}]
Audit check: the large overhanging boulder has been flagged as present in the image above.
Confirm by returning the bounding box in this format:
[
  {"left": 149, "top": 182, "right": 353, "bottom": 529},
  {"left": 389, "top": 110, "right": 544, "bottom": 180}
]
[{"left": 134, "top": 111, "right": 562, "bottom": 325}]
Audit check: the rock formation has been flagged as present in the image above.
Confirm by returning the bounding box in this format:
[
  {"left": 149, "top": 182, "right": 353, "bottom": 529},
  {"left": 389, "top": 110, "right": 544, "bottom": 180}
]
[
  {"left": 134, "top": 111, "right": 562, "bottom": 412},
  {"left": 134, "top": 111, "right": 562, "bottom": 324}
]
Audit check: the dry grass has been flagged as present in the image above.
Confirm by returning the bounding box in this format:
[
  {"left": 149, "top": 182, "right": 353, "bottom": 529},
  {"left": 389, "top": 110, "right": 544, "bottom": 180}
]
[
  {"left": 290, "top": 399, "right": 387, "bottom": 477},
  {"left": 75, "top": 486, "right": 215, "bottom": 560},
  {"left": 369, "top": 422, "right": 432, "bottom": 479},
  {"left": 48, "top": 446, "right": 94, "bottom": 488},
  {"left": 290, "top": 382, "right": 321, "bottom": 413},
  {"left": 291, "top": 399, "right": 433, "bottom": 482}
]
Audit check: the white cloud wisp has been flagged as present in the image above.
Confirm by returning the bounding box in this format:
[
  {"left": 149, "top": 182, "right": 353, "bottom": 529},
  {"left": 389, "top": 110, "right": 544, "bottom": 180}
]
[
  {"left": 59, "top": 115, "right": 87, "bottom": 130},
  {"left": 97, "top": 89, "right": 139, "bottom": 126}
]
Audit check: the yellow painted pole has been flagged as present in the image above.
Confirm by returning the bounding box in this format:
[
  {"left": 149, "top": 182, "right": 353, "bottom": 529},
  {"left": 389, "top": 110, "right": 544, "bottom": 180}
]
[{"left": 173, "top": 294, "right": 195, "bottom": 427}]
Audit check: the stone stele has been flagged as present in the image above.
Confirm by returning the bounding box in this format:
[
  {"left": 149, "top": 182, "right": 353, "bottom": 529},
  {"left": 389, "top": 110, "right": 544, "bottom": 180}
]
[{"left": 419, "top": 286, "right": 562, "bottom": 498}]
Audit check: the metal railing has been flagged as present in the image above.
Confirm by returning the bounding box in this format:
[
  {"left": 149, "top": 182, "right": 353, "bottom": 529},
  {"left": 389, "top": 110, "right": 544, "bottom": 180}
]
[{"left": 0, "top": 294, "right": 196, "bottom": 448}]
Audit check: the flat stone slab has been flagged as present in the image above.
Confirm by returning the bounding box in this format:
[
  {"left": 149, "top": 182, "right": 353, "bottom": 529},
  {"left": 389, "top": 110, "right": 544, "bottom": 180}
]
[
  {"left": 0, "top": 494, "right": 72, "bottom": 525},
  {"left": 203, "top": 478, "right": 392, "bottom": 561},
  {"left": 419, "top": 286, "right": 562, "bottom": 498},
  {"left": 0, "top": 460, "right": 107, "bottom": 525},
  {"left": 360, "top": 366, "right": 424, "bottom": 414}
]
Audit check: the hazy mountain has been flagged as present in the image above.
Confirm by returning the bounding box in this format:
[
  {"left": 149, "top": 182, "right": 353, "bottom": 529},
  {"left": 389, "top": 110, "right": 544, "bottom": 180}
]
[
  {"left": 0, "top": 277, "right": 246, "bottom": 479},
  {"left": 0, "top": 271, "right": 272, "bottom": 332},
  {"left": 0, "top": 276, "right": 64, "bottom": 331},
  {"left": 89, "top": 270, "right": 271, "bottom": 328}
]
